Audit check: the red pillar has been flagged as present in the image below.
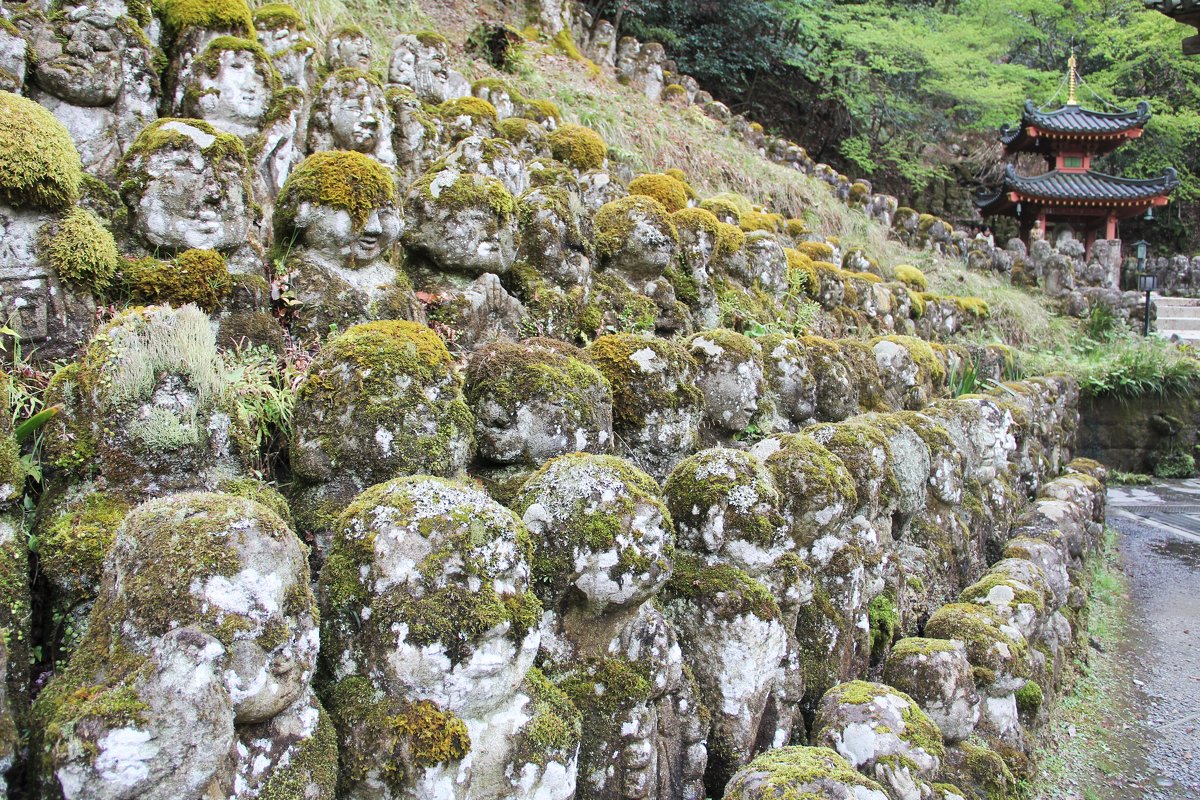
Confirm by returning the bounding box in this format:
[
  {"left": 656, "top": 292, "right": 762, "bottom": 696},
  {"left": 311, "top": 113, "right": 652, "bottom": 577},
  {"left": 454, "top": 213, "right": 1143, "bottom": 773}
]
[{"left": 1105, "top": 212, "right": 1117, "bottom": 240}]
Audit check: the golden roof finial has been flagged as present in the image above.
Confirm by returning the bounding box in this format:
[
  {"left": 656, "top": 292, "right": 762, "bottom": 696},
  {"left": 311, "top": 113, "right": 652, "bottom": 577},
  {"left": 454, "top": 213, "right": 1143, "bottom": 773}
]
[{"left": 1067, "top": 54, "right": 1078, "bottom": 106}]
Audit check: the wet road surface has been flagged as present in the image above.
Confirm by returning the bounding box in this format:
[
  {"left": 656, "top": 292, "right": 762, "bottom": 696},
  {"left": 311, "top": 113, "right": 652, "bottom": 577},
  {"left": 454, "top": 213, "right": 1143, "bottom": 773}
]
[{"left": 1107, "top": 479, "right": 1200, "bottom": 798}]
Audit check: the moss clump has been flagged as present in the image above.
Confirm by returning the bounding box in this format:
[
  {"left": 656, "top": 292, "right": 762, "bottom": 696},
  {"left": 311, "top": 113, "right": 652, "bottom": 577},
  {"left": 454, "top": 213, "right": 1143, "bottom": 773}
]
[
  {"left": 628, "top": 173, "right": 689, "bottom": 212},
  {"left": 1015, "top": 679, "right": 1043, "bottom": 718},
  {"left": 796, "top": 241, "right": 835, "bottom": 262},
  {"left": 586, "top": 333, "right": 701, "bottom": 431},
  {"left": 252, "top": 2, "right": 305, "bottom": 29},
  {"left": 0, "top": 91, "right": 83, "bottom": 209},
  {"left": 436, "top": 96, "right": 498, "bottom": 125},
  {"left": 326, "top": 675, "right": 470, "bottom": 794},
  {"left": 662, "top": 83, "right": 687, "bottom": 101},
  {"left": 257, "top": 705, "right": 337, "bottom": 800},
  {"left": 552, "top": 657, "right": 653, "bottom": 771},
  {"left": 191, "top": 35, "right": 279, "bottom": 89},
  {"left": 959, "top": 571, "right": 1045, "bottom": 613},
  {"left": 276, "top": 150, "right": 395, "bottom": 237},
  {"left": 594, "top": 194, "right": 678, "bottom": 262},
  {"left": 948, "top": 295, "right": 990, "bottom": 319},
  {"left": 673, "top": 207, "right": 744, "bottom": 257},
  {"left": 520, "top": 97, "right": 562, "bottom": 124},
  {"left": 666, "top": 552, "right": 778, "bottom": 621},
  {"left": 119, "top": 249, "right": 231, "bottom": 312},
  {"left": 38, "top": 491, "right": 133, "bottom": 603},
  {"left": 924, "top": 603, "right": 1030, "bottom": 682},
  {"left": 547, "top": 123, "right": 606, "bottom": 170},
  {"left": 868, "top": 593, "right": 899, "bottom": 658},
  {"left": 739, "top": 209, "right": 783, "bottom": 233},
  {"left": 514, "top": 666, "right": 582, "bottom": 767},
  {"left": 700, "top": 195, "right": 748, "bottom": 226},
  {"left": 894, "top": 264, "right": 928, "bottom": 291},
  {"left": 412, "top": 30, "right": 449, "bottom": 48},
  {"left": 411, "top": 169, "right": 516, "bottom": 218},
  {"left": 956, "top": 741, "right": 1015, "bottom": 800},
  {"left": 154, "top": 0, "right": 254, "bottom": 38},
  {"left": 724, "top": 746, "right": 886, "bottom": 798},
  {"left": 39, "top": 208, "right": 119, "bottom": 293},
  {"left": 785, "top": 248, "right": 819, "bottom": 296},
  {"left": 496, "top": 116, "right": 546, "bottom": 145}
]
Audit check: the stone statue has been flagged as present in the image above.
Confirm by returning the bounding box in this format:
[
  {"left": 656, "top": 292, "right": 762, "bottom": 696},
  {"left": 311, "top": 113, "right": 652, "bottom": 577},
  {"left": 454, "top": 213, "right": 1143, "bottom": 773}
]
[
  {"left": 180, "top": 35, "right": 278, "bottom": 140},
  {"left": 307, "top": 67, "right": 397, "bottom": 166},
  {"left": 28, "top": 0, "right": 159, "bottom": 178},
  {"left": 325, "top": 24, "right": 373, "bottom": 71},
  {"left": 117, "top": 118, "right": 258, "bottom": 272},
  {"left": 253, "top": 2, "right": 317, "bottom": 93},
  {"left": 274, "top": 150, "right": 405, "bottom": 334}
]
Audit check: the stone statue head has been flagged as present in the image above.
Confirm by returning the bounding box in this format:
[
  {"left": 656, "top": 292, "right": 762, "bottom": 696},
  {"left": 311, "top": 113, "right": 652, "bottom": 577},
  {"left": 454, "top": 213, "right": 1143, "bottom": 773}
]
[
  {"left": 324, "top": 24, "right": 372, "bottom": 71},
  {"left": 33, "top": 0, "right": 142, "bottom": 106},
  {"left": 275, "top": 150, "right": 400, "bottom": 270},
  {"left": 181, "top": 36, "right": 279, "bottom": 138},
  {"left": 252, "top": 2, "right": 315, "bottom": 90},
  {"left": 119, "top": 118, "right": 252, "bottom": 253},
  {"left": 307, "top": 67, "right": 395, "bottom": 164}
]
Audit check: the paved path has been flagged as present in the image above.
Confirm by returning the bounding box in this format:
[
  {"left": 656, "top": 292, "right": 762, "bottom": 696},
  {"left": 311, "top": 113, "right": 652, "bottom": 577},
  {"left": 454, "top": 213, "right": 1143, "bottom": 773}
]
[{"left": 1107, "top": 480, "right": 1200, "bottom": 798}]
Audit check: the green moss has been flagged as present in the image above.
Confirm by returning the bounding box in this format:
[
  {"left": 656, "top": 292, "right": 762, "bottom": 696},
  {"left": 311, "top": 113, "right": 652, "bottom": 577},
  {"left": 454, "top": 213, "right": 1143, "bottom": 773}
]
[
  {"left": 807, "top": 421, "right": 899, "bottom": 505},
  {"left": 153, "top": 0, "right": 254, "bottom": 38},
  {"left": 893, "top": 264, "right": 928, "bottom": 291},
  {"left": 725, "top": 746, "right": 886, "bottom": 797},
  {"left": 1015, "top": 679, "right": 1043, "bottom": 718},
  {"left": 664, "top": 448, "right": 782, "bottom": 551},
  {"left": 889, "top": 637, "right": 960, "bottom": 659},
  {"left": 413, "top": 30, "right": 449, "bottom": 48},
  {"left": 665, "top": 552, "right": 779, "bottom": 621},
  {"left": 673, "top": 207, "right": 744, "bottom": 257},
  {"left": 465, "top": 339, "right": 608, "bottom": 424},
  {"left": 119, "top": 248, "right": 231, "bottom": 312},
  {"left": 514, "top": 666, "right": 582, "bottom": 766},
  {"left": 699, "top": 195, "right": 747, "bottom": 226},
  {"left": 496, "top": 116, "right": 545, "bottom": 145},
  {"left": 436, "top": 96, "right": 498, "bottom": 125},
  {"left": 252, "top": 2, "right": 305, "bottom": 30},
  {"left": 0, "top": 436, "right": 21, "bottom": 495},
  {"left": 594, "top": 194, "right": 678, "bottom": 262},
  {"left": 411, "top": 169, "right": 516, "bottom": 218},
  {"left": 511, "top": 453, "right": 671, "bottom": 601},
  {"left": 39, "top": 491, "right": 133, "bottom": 603},
  {"left": 191, "top": 35, "right": 280, "bottom": 89},
  {"left": 664, "top": 262, "right": 700, "bottom": 307},
  {"left": 957, "top": 741, "right": 1015, "bottom": 800},
  {"left": 924, "top": 603, "right": 1030, "bottom": 681},
  {"left": 214, "top": 476, "right": 294, "bottom": 527},
  {"left": 586, "top": 333, "right": 701, "bottom": 431},
  {"left": 294, "top": 321, "right": 471, "bottom": 480},
  {"left": 547, "top": 123, "right": 606, "bottom": 170},
  {"left": 258, "top": 705, "right": 337, "bottom": 800},
  {"left": 959, "top": 571, "right": 1045, "bottom": 613},
  {"left": 796, "top": 241, "right": 835, "bottom": 262},
  {"left": 875, "top": 335, "right": 948, "bottom": 386},
  {"left": 0, "top": 91, "right": 82, "bottom": 209},
  {"left": 276, "top": 150, "right": 395, "bottom": 237},
  {"left": 739, "top": 209, "right": 783, "bottom": 233},
  {"left": 949, "top": 295, "right": 991, "bottom": 320},
  {"left": 553, "top": 656, "right": 652, "bottom": 770},
  {"left": 326, "top": 675, "right": 469, "bottom": 793},
  {"left": 628, "top": 173, "right": 689, "bottom": 212},
  {"left": 868, "top": 593, "right": 899, "bottom": 658},
  {"left": 520, "top": 97, "right": 562, "bottom": 124},
  {"left": 39, "top": 208, "right": 119, "bottom": 293},
  {"left": 662, "top": 83, "right": 687, "bottom": 101}
]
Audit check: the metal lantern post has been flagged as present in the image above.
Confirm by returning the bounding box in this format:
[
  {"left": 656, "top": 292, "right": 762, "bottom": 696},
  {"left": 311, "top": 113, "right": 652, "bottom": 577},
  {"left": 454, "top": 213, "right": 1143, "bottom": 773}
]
[{"left": 1133, "top": 240, "right": 1156, "bottom": 337}]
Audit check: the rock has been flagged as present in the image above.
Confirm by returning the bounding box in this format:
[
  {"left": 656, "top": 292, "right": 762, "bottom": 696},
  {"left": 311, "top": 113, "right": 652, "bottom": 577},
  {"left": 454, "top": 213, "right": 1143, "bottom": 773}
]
[
  {"left": 686, "top": 329, "right": 767, "bottom": 443},
  {"left": 882, "top": 638, "right": 981, "bottom": 742},
  {"left": 722, "top": 746, "right": 889, "bottom": 800},
  {"left": 594, "top": 194, "right": 679, "bottom": 285}
]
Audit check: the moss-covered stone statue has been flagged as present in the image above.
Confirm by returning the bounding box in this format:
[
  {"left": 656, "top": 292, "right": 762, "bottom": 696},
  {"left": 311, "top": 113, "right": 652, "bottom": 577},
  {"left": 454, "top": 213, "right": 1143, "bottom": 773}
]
[
  {"left": 28, "top": 0, "right": 160, "bottom": 178},
  {"left": 253, "top": 3, "right": 317, "bottom": 93},
  {"left": 275, "top": 150, "right": 407, "bottom": 335},
  {"left": 585, "top": 333, "right": 703, "bottom": 480},
  {"left": 513, "top": 453, "right": 708, "bottom": 800},
  {"left": 685, "top": 329, "right": 769, "bottom": 445},
  {"left": 388, "top": 30, "right": 470, "bottom": 104},
  {"left": 320, "top": 476, "right": 579, "bottom": 799},
  {"left": 0, "top": 90, "right": 108, "bottom": 361},
  {"left": 117, "top": 117, "right": 259, "bottom": 273},
  {"left": 179, "top": 35, "right": 280, "bottom": 140},
  {"left": 289, "top": 320, "right": 473, "bottom": 548},
  {"left": 31, "top": 492, "right": 335, "bottom": 800},
  {"left": 308, "top": 67, "right": 396, "bottom": 166}
]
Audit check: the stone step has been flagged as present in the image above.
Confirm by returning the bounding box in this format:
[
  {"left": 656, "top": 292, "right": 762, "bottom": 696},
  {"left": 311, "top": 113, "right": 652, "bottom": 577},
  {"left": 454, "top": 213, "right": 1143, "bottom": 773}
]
[
  {"left": 1156, "top": 317, "right": 1200, "bottom": 331},
  {"left": 1157, "top": 330, "right": 1200, "bottom": 343},
  {"left": 1153, "top": 296, "right": 1200, "bottom": 307},
  {"left": 1156, "top": 307, "right": 1200, "bottom": 319}
]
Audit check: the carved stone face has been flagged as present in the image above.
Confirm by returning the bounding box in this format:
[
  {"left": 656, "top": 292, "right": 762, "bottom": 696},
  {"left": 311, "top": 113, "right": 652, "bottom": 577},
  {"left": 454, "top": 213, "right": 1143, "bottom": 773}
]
[
  {"left": 325, "top": 78, "right": 387, "bottom": 152},
  {"left": 294, "top": 203, "right": 400, "bottom": 270},
  {"left": 189, "top": 47, "right": 272, "bottom": 137},
  {"left": 35, "top": 0, "right": 128, "bottom": 105},
  {"left": 129, "top": 122, "right": 251, "bottom": 252},
  {"left": 325, "top": 31, "right": 372, "bottom": 71},
  {"left": 257, "top": 21, "right": 303, "bottom": 57}
]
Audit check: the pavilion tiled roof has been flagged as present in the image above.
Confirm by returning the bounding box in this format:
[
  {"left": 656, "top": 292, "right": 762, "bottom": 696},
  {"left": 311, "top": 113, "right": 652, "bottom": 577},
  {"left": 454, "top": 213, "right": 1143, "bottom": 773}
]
[
  {"left": 1145, "top": 0, "right": 1200, "bottom": 16},
  {"left": 999, "top": 100, "right": 1152, "bottom": 147},
  {"left": 975, "top": 164, "right": 1179, "bottom": 210}
]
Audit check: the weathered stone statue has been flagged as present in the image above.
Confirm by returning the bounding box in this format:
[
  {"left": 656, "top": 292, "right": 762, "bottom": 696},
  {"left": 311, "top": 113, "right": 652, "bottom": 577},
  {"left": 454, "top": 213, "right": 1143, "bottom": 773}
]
[
  {"left": 388, "top": 30, "right": 470, "bottom": 104},
  {"left": 31, "top": 492, "right": 335, "bottom": 800},
  {"left": 325, "top": 23, "right": 373, "bottom": 71},
  {"left": 28, "top": 0, "right": 159, "bottom": 178},
  {"left": 180, "top": 35, "right": 279, "bottom": 140},
  {"left": 320, "top": 475, "right": 579, "bottom": 799},
  {"left": 307, "top": 67, "right": 397, "bottom": 166},
  {"left": 274, "top": 149, "right": 406, "bottom": 334},
  {"left": 0, "top": 91, "right": 106, "bottom": 362},
  {"left": 253, "top": 3, "right": 317, "bottom": 93},
  {"left": 514, "top": 453, "right": 708, "bottom": 800},
  {"left": 117, "top": 117, "right": 258, "bottom": 272}
]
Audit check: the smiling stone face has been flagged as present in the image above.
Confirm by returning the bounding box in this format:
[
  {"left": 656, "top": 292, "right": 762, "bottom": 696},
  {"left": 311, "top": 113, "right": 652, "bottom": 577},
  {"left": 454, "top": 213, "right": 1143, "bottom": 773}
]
[
  {"left": 183, "top": 38, "right": 275, "bottom": 138},
  {"left": 120, "top": 119, "right": 252, "bottom": 254},
  {"left": 307, "top": 69, "right": 395, "bottom": 164}
]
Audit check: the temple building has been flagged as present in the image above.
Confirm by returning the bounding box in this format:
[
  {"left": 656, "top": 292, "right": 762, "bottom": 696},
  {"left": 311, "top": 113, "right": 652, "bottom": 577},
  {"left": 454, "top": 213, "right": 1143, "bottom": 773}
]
[{"left": 975, "top": 57, "right": 1179, "bottom": 251}]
